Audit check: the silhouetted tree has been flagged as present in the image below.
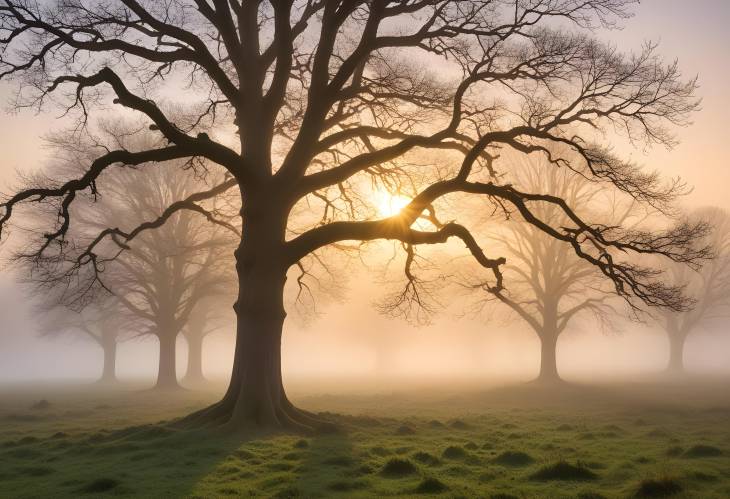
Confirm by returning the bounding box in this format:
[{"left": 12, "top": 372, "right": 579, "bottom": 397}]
[
  {"left": 660, "top": 207, "right": 730, "bottom": 374},
  {"left": 472, "top": 155, "right": 631, "bottom": 383},
  {"left": 0, "top": 1, "right": 710, "bottom": 430}
]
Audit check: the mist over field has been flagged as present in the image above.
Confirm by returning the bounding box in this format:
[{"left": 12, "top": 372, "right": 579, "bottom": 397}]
[{"left": 1, "top": 1, "right": 729, "bottom": 498}]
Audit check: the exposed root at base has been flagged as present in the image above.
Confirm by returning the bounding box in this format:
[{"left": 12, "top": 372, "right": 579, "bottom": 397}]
[{"left": 171, "top": 399, "right": 339, "bottom": 435}]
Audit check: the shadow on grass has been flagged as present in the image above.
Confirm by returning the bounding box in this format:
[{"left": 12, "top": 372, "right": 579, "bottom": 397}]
[
  {"left": 0, "top": 421, "right": 254, "bottom": 498},
  {"left": 292, "top": 423, "right": 368, "bottom": 496}
]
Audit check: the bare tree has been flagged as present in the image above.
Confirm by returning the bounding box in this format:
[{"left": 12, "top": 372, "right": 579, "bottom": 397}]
[
  {"left": 471, "top": 155, "right": 633, "bottom": 383},
  {"left": 90, "top": 161, "right": 235, "bottom": 389},
  {"left": 181, "top": 296, "right": 234, "bottom": 387},
  {"left": 0, "top": 1, "right": 709, "bottom": 430},
  {"left": 38, "top": 297, "right": 132, "bottom": 384},
  {"left": 660, "top": 207, "right": 730, "bottom": 374}
]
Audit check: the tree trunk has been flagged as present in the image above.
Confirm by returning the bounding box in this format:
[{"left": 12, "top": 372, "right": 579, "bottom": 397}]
[
  {"left": 155, "top": 332, "right": 180, "bottom": 389},
  {"left": 666, "top": 328, "right": 687, "bottom": 374},
  {"left": 98, "top": 339, "right": 117, "bottom": 384},
  {"left": 178, "top": 199, "right": 325, "bottom": 432},
  {"left": 182, "top": 332, "right": 206, "bottom": 386},
  {"left": 537, "top": 331, "right": 561, "bottom": 383}
]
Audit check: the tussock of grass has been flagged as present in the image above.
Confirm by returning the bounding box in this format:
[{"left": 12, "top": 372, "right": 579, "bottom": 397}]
[
  {"left": 666, "top": 446, "right": 683, "bottom": 457},
  {"left": 412, "top": 451, "right": 441, "bottom": 466},
  {"left": 369, "top": 445, "right": 390, "bottom": 456},
  {"left": 415, "top": 477, "right": 448, "bottom": 493},
  {"left": 293, "top": 439, "right": 308, "bottom": 449},
  {"left": 556, "top": 424, "right": 573, "bottom": 431},
  {"left": 634, "top": 476, "right": 683, "bottom": 497},
  {"left": 234, "top": 449, "right": 255, "bottom": 459},
  {"left": 449, "top": 419, "right": 470, "bottom": 430},
  {"left": 357, "top": 464, "right": 374, "bottom": 475},
  {"left": 683, "top": 444, "right": 722, "bottom": 458},
  {"left": 30, "top": 400, "right": 51, "bottom": 410},
  {"left": 381, "top": 457, "right": 417, "bottom": 477},
  {"left": 395, "top": 424, "right": 416, "bottom": 435},
  {"left": 490, "top": 493, "right": 519, "bottom": 499},
  {"left": 80, "top": 477, "right": 121, "bottom": 493},
  {"left": 493, "top": 450, "right": 534, "bottom": 466},
  {"left": 442, "top": 445, "right": 467, "bottom": 459},
  {"left": 529, "top": 461, "right": 598, "bottom": 481},
  {"left": 478, "top": 471, "right": 498, "bottom": 482}
]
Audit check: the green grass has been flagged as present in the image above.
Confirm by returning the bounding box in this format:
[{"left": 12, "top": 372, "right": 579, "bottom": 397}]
[{"left": 0, "top": 380, "right": 729, "bottom": 498}]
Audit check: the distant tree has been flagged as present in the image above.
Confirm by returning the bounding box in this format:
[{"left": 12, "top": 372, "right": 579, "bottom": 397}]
[
  {"left": 660, "top": 207, "right": 730, "bottom": 374},
  {"left": 181, "top": 297, "right": 234, "bottom": 387},
  {"left": 470, "top": 156, "right": 632, "bottom": 383},
  {"left": 88, "top": 161, "right": 235, "bottom": 389},
  {"left": 37, "top": 297, "right": 132, "bottom": 384},
  {"left": 0, "top": 1, "right": 709, "bottom": 430},
  {"left": 21, "top": 126, "right": 238, "bottom": 390}
]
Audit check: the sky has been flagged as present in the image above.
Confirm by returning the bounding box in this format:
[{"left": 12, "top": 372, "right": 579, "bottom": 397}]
[{"left": 0, "top": 1, "right": 729, "bottom": 386}]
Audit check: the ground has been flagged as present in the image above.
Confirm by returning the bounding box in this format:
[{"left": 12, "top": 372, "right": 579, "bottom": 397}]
[{"left": 0, "top": 379, "right": 728, "bottom": 498}]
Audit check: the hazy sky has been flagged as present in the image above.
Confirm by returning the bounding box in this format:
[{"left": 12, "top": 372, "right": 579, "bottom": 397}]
[{"left": 0, "top": 1, "right": 729, "bottom": 385}]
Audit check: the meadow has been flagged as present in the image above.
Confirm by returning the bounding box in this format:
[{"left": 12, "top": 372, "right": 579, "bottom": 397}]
[{"left": 0, "top": 379, "right": 728, "bottom": 498}]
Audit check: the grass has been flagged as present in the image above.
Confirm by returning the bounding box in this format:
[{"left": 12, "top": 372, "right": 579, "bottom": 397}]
[
  {"left": 529, "top": 460, "right": 598, "bottom": 481},
  {"left": 0, "top": 380, "right": 729, "bottom": 498},
  {"left": 635, "top": 476, "right": 684, "bottom": 497}
]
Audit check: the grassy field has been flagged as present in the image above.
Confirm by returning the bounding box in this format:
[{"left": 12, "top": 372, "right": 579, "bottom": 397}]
[{"left": 0, "top": 379, "right": 729, "bottom": 498}]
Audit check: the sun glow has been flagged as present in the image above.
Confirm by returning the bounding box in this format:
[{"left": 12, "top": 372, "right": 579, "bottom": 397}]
[{"left": 374, "top": 190, "right": 412, "bottom": 217}]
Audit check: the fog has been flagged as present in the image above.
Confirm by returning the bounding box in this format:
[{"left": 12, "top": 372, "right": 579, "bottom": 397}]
[
  {"left": 0, "top": 0, "right": 729, "bottom": 389},
  {"left": 2, "top": 265, "right": 729, "bottom": 388}
]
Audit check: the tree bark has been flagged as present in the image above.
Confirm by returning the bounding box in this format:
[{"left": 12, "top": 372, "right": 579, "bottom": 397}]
[
  {"left": 182, "top": 332, "right": 206, "bottom": 386},
  {"left": 178, "top": 197, "right": 326, "bottom": 432},
  {"left": 155, "top": 332, "right": 180, "bottom": 389},
  {"left": 98, "top": 339, "right": 117, "bottom": 384}
]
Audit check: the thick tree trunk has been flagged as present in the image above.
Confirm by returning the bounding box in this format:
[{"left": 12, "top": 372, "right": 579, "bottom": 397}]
[
  {"left": 98, "top": 339, "right": 117, "bottom": 384},
  {"left": 182, "top": 332, "right": 206, "bottom": 386},
  {"left": 178, "top": 198, "right": 326, "bottom": 432},
  {"left": 537, "top": 331, "right": 561, "bottom": 383},
  {"left": 155, "top": 332, "right": 180, "bottom": 389}
]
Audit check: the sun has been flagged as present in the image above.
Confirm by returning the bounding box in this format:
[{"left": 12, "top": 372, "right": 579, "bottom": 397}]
[{"left": 374, "top": 189, "right": 412, "bottom": 217}]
